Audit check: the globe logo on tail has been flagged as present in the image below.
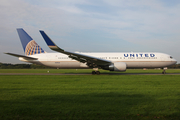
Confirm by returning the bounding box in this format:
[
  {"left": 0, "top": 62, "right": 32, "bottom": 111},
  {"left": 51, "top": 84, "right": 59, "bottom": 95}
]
[{"left": 25, "top": 40, "right": 45, "bottom": 55}]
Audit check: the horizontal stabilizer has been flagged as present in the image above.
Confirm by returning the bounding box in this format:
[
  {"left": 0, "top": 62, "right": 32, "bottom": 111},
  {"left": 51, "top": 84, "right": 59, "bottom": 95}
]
[{"left": 5, "top": 53, "right": 38, "bottom": 60}]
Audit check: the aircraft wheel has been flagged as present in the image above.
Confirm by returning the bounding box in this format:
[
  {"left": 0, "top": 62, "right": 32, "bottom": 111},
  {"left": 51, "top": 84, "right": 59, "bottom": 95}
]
[
  {"left": 96, "top": 71, "right": 100, "bottom": 75},
  {"left": 162, "top": 71, "right": 166, "bottom": 74},
  {"left": 92, "top": 71, "right": 96, "bottom": 75}
]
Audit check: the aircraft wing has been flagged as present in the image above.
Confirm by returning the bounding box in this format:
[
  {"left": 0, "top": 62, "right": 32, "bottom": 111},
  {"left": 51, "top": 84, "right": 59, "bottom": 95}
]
[
  {"left": 40, "top": 30, "right": 112, "bottom": 68},
  {"left": 5, "top": 53, "right": 38, "bottom": 60}
]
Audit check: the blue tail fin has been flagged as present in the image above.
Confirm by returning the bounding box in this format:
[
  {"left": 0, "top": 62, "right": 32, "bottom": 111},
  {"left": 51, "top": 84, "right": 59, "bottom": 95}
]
[{"left": 17, "top": 28, "right": 45, "bottom": 56}]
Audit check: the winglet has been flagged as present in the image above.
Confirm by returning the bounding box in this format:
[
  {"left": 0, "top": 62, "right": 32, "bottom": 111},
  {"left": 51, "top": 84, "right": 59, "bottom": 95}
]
[{"left": 39, "top": 30, "right": 64, "bottom": 52}]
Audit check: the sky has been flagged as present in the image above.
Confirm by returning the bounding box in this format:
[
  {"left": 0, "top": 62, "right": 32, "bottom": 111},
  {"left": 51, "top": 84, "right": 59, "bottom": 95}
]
[{"left": 0, "top": 0, "right": 180, "bottom": 64}]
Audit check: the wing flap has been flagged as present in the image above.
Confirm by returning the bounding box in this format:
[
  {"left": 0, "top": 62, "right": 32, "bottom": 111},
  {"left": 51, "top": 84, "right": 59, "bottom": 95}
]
[{"left": 66, "top": 51, "right": 110, "bottom": 65}]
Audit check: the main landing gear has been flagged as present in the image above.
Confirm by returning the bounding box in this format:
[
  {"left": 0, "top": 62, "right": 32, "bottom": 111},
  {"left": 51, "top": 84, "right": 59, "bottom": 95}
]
[
  {"left": 162, "top": 67, "right": 167, "bottom": 74},
  {"left": 92, "top": 68, "right": 100, "bottom": 75},
  {"left": 92, "top": 71, "right": 100, "bottom": 75}
]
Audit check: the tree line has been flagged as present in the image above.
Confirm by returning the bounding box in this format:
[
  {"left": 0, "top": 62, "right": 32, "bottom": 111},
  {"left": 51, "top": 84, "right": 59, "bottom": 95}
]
[
  {"left": 0, "top": 63, "right": 54, "bottom": 69},
  {"left": 0, "top": 62, "right": 180, "bottom": 69}
]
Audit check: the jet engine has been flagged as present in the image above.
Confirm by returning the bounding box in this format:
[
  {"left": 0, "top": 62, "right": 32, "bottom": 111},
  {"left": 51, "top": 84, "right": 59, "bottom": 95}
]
[{"left": 108, "top": 62, "right": 126, "bottom": 71}]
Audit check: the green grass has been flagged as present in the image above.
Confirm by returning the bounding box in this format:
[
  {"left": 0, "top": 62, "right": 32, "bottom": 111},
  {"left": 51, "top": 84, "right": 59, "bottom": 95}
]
[
  {"left": 0, "top": 69, "right": 180, "bottom": 73},
  {"left": 0, "top": 75, "right": 180, "bottom": 120}
]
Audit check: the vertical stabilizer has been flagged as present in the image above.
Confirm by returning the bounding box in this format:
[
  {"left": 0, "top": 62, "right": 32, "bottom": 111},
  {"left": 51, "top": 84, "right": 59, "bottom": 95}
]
[{"left": 17, "top": 28, "right": 45, "bottom": 56}]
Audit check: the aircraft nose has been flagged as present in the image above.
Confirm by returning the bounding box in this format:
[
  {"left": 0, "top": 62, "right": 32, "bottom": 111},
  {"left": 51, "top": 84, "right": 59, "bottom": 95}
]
[{"left": 173, "top": 59, "right": 177, "bottom": 64}]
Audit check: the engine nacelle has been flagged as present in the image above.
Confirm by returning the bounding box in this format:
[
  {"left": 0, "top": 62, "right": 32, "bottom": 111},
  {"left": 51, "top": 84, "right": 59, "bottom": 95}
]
[{"left": 109, "top": 62, "right": 126, "bottom": 71}]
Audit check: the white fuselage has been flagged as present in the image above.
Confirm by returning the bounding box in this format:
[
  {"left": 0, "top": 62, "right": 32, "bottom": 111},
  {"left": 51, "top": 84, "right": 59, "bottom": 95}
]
[{"left": 19, "top": 52, "right": 177, "bottom": 69}]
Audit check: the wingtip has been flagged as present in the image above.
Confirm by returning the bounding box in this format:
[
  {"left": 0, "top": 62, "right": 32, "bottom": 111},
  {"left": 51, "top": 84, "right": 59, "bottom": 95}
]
[
  {"left": 16, "top": 28, "right": 23, "bottom": 30},
  {"left": 39, "top": 30, "right": 65, "bottom": 52},
  {"left": 4, "top": 52, "right": 10, "bottom": 55}
]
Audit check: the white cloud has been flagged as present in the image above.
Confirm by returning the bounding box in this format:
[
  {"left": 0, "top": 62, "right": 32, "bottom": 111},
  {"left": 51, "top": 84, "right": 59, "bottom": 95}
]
[{"left": 58, "top": 6, "right": 84, "bottom": 14}]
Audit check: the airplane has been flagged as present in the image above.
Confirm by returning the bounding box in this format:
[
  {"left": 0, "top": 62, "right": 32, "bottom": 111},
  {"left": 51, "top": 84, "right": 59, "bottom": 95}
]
[{"left": 5, "top": 28, "right": 177, "bottom": 74}]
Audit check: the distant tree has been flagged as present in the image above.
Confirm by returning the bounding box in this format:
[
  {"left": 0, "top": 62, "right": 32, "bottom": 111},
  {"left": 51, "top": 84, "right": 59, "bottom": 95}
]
[
  {"left": 0, "top": 62, "right": 179, "bottom": 69},
  {"left": 168, "top": 63, "right": 180, "bottom": 69},
  {"left": 30, "top": 64, "right": 53, "bottom": 69},
  {"left": 0, "top": 63, "right": 54, "bottom": 69}
]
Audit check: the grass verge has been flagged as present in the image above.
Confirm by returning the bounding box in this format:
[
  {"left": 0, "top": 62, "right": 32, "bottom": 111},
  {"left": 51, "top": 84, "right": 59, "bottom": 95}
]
[
  {"left": 0, "top": 75, "right": 180, "bottom": 119},
  {"left": 0, "top": 69, "right": 180, "bottom": 74}
]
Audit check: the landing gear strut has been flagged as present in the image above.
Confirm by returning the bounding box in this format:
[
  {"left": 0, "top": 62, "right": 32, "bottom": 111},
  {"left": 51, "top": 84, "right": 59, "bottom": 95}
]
[
  {"left": 162, "top": 67, "right": 167, "bottom": 74},
  {"left": 92, "top": 71, "right": 100, "bottom": 75},
  {"left": 92, "top": 68, "right": 100, "bottom": 75}
]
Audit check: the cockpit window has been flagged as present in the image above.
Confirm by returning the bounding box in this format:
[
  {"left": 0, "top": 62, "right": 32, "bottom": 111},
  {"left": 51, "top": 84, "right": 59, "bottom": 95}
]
[{"left": 170, "top": 56, "right": 173, "bottom": 59}]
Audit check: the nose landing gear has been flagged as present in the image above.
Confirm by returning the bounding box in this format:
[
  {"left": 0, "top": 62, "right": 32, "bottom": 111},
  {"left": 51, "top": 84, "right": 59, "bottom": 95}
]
[{"left": 162, "top": 67, "right": 167, "bottom": 74}]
